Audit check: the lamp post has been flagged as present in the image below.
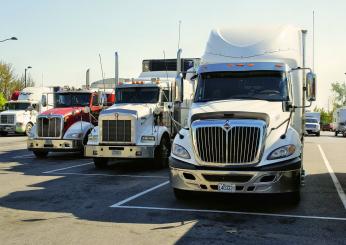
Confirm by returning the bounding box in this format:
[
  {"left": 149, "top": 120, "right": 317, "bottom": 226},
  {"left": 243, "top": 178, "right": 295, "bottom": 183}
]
[
  {"left": 0, "top": 37, "right": 18, "bottom": 43},
  {"left": 24, "top": 66, "right": 32, "bottom": 88}
]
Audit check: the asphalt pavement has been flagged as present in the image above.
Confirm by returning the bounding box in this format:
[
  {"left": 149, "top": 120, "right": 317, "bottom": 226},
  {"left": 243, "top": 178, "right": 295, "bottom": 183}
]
[{"left": 0, "top": 132, "right": 345, "bottom": 244}]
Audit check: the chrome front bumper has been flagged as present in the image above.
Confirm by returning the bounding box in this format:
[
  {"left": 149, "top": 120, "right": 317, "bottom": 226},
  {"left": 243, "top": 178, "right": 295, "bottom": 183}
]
[
  {"left": 84, "top": 144, "right": 155, "bottom": 159},
  {"left": 169, "top": 157, "right": 301, "bottom": 194},
  {"left": 27, "top": 139, "right": 83, "bottom": 152}
]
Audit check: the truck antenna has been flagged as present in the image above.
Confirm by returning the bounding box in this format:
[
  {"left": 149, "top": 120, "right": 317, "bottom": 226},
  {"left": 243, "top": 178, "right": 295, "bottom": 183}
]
[{"left": 98, "top": 54, "right": 106, "bottom": 92}]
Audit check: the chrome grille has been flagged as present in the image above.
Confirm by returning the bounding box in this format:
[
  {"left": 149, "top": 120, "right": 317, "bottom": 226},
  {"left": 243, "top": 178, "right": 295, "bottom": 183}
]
[
  {"left": 0, "top": 115, "right": 15, "bottom": 124},
  {"left": 193, "top": 120, "right": 265, "bottom": 165},
  {"left": 37, "top": 116, "right": 62, "bottom": 138},
  {"left": 102, "top": 120, "right": 131, "bottom": 142}
]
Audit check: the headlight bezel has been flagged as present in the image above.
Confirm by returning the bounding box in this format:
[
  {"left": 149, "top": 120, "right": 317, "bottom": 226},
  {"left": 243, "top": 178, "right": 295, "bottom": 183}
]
[
  {"left": 267, "top": 144, "right": 296, "bottom": 160},
  {"left": 172, "top": 143, "right": 191, "bottom": 159}
]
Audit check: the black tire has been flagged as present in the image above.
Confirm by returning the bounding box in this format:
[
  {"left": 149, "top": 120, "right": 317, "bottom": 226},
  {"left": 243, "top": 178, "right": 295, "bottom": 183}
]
[
  {"left": 93, "top": 157, "right": 108, "bottom": 169},
  {"left": 25, "top": 123, "right": 33, "bottom": 136},
  {"left": 284, "top": 191, "right": 301, "bottom": 205},
  {"left": 173, "top": 188, "right": 191, "bottom": 200},
  {"left": 33, "top": 150, "right": 48, "bottom": 158},
  {"left": 0, "top": 131, "right": 8, "bottom": 136},
  {"left": 316, "top": 131, "right": 320, "bottom": 137},
  {"left": 154, "top": 136, "right": 171, "bottom": 169},
  {"left": 335, "top": 131, "right": 338, "bottom": 136}
]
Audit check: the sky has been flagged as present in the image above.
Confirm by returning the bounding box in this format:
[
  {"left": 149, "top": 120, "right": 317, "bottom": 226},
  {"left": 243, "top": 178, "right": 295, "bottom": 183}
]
[{"left": 1, "top": 0, "right": 346, "bottom": 109}]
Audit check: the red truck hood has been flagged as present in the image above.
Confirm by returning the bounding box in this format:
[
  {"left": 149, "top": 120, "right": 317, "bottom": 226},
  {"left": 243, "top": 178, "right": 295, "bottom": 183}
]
[{"left": 41, "top": 107, "right": 84, "bottom": 117}]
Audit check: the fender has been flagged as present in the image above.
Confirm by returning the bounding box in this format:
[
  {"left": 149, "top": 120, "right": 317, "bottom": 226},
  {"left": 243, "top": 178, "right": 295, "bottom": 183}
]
[
  {"left": 155, "top": 126, "right": 170, "bottom": 145},
  {"left": 63, "top": 121, "right": 94, "bottom": 140}
]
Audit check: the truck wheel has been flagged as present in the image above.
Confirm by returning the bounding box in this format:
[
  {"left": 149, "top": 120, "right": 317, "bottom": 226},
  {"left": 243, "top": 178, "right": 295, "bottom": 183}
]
[
  {"left": 335, "top": 131, "right": 338, "bottom": 136},
  {"left": 285, "top": 191, "right": 301, "bottom": 205},
  {"left": 316, "top": 131, "right": 320, "bottom": 137},
  {"left": 173, "top": 188, "right": 190, "bottom": 200},
  {"left": 154, "top": 136, "right": 170, "bottom": 169},
  {"left": 93, "top": 158, "right": 108, "bottom": 169},
  {"left": 33, "top": 150, "right": 48, "bottom": 158},
  {"left": 0, "top": 131, "right": 8, "bottom": 136},
  {"left": 25, "top": 123, "right": 33, "bottom": 136}
]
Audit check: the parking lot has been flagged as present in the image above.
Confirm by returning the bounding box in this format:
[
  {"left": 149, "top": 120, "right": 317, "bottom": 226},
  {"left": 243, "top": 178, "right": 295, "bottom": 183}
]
[{"left": 0, "top": 132, "right": 345, "bottom": 244}]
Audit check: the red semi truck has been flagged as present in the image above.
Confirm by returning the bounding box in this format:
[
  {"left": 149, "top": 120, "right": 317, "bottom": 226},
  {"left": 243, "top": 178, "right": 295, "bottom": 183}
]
[{"left": 27, "top": 88, "right": 114, "bottom": 158}]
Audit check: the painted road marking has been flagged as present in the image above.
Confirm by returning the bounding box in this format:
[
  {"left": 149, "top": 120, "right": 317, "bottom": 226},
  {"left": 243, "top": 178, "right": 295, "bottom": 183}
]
[
  {"left": 43, "top": 162, "right": 93, "bottom": 174},
  {"left": 113, "top": 205, "right": 346, "bottom": 221},
  {"left": 50, "top": 172, "right": 168, "bottom": 179},
  {"left": 110, "top": 181, "right": 170, "bottom": 207},
  {"left": 12, "top": 154, "right": 34, "bottom": 159},
  {"left": 318, "top": 144, "right": 346, "bottom": 210}
]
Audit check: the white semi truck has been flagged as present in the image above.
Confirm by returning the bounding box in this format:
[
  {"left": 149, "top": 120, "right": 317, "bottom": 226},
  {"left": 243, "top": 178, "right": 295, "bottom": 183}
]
[
  {"left": 305, "top": 111, "right": 320, "bottom": 136},
  {"left": 333, "top": 107, "right": 346, "bottom": 136},
  {"left": 0, "top": 87, "right": 54, "bottom": 136},
  {"left": 169, "top": 26, "right": 316, "bottom": 203},
  {"left": 85, "top": 56, "right": 199, "bottom": 168}
]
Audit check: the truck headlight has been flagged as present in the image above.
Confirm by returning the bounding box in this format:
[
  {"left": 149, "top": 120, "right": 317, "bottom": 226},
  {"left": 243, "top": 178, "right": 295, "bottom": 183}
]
[
  {"left": 66, "top": 132, "right": 83, "bottom": 139},
  {"left": 172, "top": 143, "right": 190, "bottom": 159},
  {"left": 141, "top": 135, "right": 155, "bottom": 142},
  {"left": 267, "top": 145, "right": 296, "bottom": 160}
]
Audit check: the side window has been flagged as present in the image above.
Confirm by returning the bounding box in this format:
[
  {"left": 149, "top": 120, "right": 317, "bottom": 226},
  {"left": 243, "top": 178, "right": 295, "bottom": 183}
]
[
  {"left": 161, "top": 89, "right": 170, "bottom": 105},
  {"left": 92, "top": 94, "right": 99, "bottom": 106}
]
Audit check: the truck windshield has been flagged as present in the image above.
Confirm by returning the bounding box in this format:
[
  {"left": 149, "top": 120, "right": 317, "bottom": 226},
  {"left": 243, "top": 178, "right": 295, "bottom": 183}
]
[
  {"left": 194, "top": 71, "right": 288, "bottom": 102},
  {"left": 306, "top": 118, "right": 318, "bottom": 123},
  {"left": 6, "top": 102, "right": 31, "bottom": 110},
  {"left": 55, "top": 93, "right": 91, "bottom": 107},
  {"left": 115, "top": 87, "right": 160, "bottom": 103}
]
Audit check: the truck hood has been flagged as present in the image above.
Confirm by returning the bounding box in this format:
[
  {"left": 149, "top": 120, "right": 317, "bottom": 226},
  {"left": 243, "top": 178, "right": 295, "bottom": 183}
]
[
  {"left": 190, "top": 100, "right": 289, "bottom": 129},
  {"left": 40, "top": 107, "right": 84, "bottom": 117},
  {"left": 102, "top": 104, "right": 157, "bottom": 119}
]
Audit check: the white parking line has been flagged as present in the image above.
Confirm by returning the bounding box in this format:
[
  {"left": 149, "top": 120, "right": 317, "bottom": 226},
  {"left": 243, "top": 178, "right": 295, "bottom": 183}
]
[
  {"left": 318, "top": 144, "right": 346, "bottom": 210},
  {"left": 12, "top": 154, "right": 34, "bottom": 159},
  {"left": 113, "top": 205, "right": 346, "bottom": 221},
  {"left": 43, "top": 162, "right": 93, "bottom": 174},
  {"left": 110, "top": 181, "right": 170, "bottom": 207},
  {"left": 50, "top": 172, "right": 168, "bottom": 179}
]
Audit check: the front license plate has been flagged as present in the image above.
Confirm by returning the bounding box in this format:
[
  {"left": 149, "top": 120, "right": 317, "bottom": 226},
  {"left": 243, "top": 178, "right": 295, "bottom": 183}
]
[
  {"left": 45, "top": 139, "right": 52, "bottom": 144},
  {"left": 112, "top": 150, "right": 122, "bottom": 156},
  {"left": 218, "top": 183, "right": 236, "bottom": 192}
]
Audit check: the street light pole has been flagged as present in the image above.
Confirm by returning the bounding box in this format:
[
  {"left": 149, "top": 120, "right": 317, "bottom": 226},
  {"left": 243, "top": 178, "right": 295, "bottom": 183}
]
[
  {"left": 0, "top": 37, "right": 18, "bottom": 43},
  {"left": 24, "top": 66, "right": 32, "bottom": 88}
]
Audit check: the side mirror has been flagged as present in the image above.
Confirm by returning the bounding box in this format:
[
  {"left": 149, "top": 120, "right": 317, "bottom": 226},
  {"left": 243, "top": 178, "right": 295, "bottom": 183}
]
[
  {"left": 83, "top": 106, "right": 91, "bottom": 114},
  {"left": 41, "top": 95, "right": 47, "bottom": 107},
  {"left": 306, "top": 72, "right": 316, "bottom": 102},
  {"left": 175, "top": 73, "right": 184, "bottom": 103},
  {"left": 282, "top": 101, "right": 293, "bottom": 112}
]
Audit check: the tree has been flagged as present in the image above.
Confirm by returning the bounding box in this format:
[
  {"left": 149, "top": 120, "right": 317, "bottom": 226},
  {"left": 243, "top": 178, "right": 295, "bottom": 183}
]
[
  {"left": 331, "top": 82, "right": 346, "bottom": 110},
  {"left": 0, "top": 93, "right": 7, "bottom": 110},
  {"left": 314, "top": 107, "right": 333, "bottom": 124},
  {"left": 0, "top": 61, "right": 35, "bottom": 100}
]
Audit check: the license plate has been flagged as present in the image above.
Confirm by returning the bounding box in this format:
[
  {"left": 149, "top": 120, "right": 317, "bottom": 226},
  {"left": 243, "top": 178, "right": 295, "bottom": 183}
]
[
  {"left": 112, "top": 150, "right": 122, "bottom": 156},
  {"left": 45, "top": 139, "right": 52, "bottom": 144},
  {"left": 218, "top": 183, "right": 236, "bottom": 192},
  {"left": 5, "top": 127, "right": 12, "bottom": 131}
]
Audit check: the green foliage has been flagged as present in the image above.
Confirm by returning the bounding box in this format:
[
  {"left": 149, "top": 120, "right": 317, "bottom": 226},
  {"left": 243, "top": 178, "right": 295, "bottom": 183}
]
[
  {"left": 313, "top": 107, "right": 333, "bottom": 124},
  {"left": 331, "top": 82, "right": 346, "bottom": 110},
  {"left": 0, "top": 61, "right": 35, "bottom": 100},
  {"left": 0, "top": 93, "right": 7, "bottom": 110}
]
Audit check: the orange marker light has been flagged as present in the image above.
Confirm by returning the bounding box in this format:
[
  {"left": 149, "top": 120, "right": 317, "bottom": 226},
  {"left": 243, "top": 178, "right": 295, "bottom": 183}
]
[
  {"left": 227, "top": 64, "right": 233, "bottom": 67},
  {"left": 275, "top": 64, "right": 283, "bottom": 68},
  {"left": 236, "top": 64, "right": 244, "bottom": 67},
  {"left": 247, "top": 63, "right": 254, "bottom": 67}
]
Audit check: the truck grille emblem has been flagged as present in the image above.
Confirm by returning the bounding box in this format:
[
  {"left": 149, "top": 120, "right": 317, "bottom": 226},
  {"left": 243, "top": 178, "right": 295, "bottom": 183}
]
[{"left": 223, "top": 121, "right": 231, "bottom": 130}]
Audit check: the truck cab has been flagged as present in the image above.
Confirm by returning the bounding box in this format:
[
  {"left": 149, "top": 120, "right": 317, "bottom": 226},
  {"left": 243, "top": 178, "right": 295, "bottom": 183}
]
[
  {"left": 169, "top": 26, "right": 316, "bottom": 203},
  {"left": 85, "top": 57, "right": 199, "bottom": 169},
  {"left": 27, "top": 88, "right": 111, "bottom": 158},
  {"left": 0, "top": 87, "right": 53, "bottom": 136}
]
